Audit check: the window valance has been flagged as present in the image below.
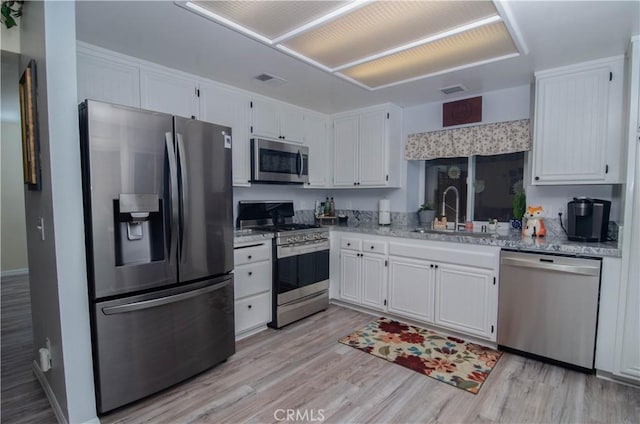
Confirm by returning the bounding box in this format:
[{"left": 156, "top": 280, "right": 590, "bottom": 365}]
[{"left": 405, "top": 119, "right": 530, "bottom": 160}]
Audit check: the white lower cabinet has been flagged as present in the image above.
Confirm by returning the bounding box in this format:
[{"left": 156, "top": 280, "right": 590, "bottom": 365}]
[
  {"left": 233, "top": 241, "right": 272, "bottom": 338},
  {"left": 334, "top": 233, "right": 499, "bottom": 342},
  {"left": 387, "top": 257, "right": 433, "bottom": 322},
  {"left": 434, "top": 263, "right": 495, "bottom": 339},
  {"left": 339, "top": 237, "right": 387, "bottom": 311}
]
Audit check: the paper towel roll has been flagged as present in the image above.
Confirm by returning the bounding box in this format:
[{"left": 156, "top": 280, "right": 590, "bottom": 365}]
[{"left": 379, "top": 199, "right": 391, "bottom": 225}]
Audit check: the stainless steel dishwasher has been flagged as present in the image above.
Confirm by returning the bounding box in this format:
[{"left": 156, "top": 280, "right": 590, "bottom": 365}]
[{"left": 498, "top": 250, "right": 601, "bottom": 371}]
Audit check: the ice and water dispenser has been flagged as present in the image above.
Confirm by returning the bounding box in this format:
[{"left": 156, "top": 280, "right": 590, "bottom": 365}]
[{"left": 114, "top": 194, "right": 165, "bottom": 266}]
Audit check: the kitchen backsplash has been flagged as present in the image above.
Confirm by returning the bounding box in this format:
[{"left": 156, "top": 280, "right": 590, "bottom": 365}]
[
  {"left": 293, "top": 209, "right": 418, "bottom": 227},
  {"left": 294, "top": 209, "right": 618, "bottom": 241}
]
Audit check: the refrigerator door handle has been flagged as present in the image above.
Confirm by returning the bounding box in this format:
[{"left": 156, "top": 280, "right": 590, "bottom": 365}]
[
  {"left": 165, "top": 132, "right": 179, "bottom": 266},
  {"left": 101, "top": 279, "right": 231, "bottom": 315},
  {"left": 176, "top": 133, "right": 188, "bottom": 262}
]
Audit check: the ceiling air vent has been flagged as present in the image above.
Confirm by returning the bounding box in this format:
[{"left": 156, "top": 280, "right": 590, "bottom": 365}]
[
  {"left": 253, "top": 73, "right": 287, "bottom": 87},
  {"left": 440, "top": 84, "right": 467, "bottom": 95}
]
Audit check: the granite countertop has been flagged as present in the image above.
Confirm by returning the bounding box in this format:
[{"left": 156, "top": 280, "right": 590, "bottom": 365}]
[
  {"left": 328, "top": 222, "right": 622, "bottom": 258},
  {"left": 233, "top": 229, "right": 274, "bottom": 245}
]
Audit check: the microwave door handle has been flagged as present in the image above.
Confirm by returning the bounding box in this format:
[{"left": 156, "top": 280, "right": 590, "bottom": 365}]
[
  {"left": 165, "top": 132, "right": 178, "bottom": 265},
  {"left": 298, "top": 150, "right": 304, "bottom": 177},
  {"left": 176, "top": 133, "right": 188, "bottom": 262}
]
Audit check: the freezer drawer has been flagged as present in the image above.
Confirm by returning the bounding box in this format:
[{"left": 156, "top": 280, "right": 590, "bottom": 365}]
[
  {"left": 92, "top": 276, "right": 235, "bottom": 413},
  {"left": 498, "top": 251, "right": 601, "bottom": 370}
]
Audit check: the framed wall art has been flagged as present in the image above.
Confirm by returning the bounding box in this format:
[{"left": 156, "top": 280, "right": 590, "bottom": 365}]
[{"left": 19, "top": 59, "right": 41, "bottom": 190}]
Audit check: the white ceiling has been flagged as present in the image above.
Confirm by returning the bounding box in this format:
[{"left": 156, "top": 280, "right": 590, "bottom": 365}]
[{"left": 75, "top": 1, "right": 640, "bottom": 114}]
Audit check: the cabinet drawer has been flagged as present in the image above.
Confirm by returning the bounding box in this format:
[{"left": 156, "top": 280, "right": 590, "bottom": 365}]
[
  {"left": 363, "top": 240, "right": 387, "bottom": 254},
  {"left": 341, "top": 238, "right": 362, "bottom": 251},
  {"left": 235, "top": 292, "right": 271, "bottom": 334},
  {"left": 234, "top": 243, "right": 271, "bottom": 266},
  {"left": 235, "top": 261, "right": 271, "bottom": 299}
]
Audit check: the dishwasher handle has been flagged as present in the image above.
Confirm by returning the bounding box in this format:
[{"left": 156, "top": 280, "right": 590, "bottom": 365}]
[{"left": 501, "top": 256, "right": 600, "bottom": 276}]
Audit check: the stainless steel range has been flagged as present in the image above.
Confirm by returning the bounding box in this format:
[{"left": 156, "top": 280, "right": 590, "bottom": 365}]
[{"left": 237, "top": 201, "right": 330, "bottom": 328}]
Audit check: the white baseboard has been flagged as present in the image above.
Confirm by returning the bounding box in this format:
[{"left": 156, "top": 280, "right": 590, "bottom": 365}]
[
  {"left": 1, "top": 268, "right": 28, "bottom": 278},
  {"left": 32, "top": 361, "right": 101, "bottom": 424},
  {"left": 596, "top": 370, "right": 640, "bottom": 388},
  {"left": 32, "top": 360, "right": 68, "bottom": 424}
]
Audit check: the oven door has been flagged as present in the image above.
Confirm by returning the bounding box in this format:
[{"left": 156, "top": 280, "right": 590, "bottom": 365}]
[
  {"left": 276, "top": 242, "right": 329, "bottom": 305},
  {"left": 251, "top": 138, "right": 309, "bottom": 184}
]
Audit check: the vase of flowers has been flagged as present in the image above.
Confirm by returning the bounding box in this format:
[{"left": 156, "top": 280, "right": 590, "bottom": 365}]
[{"left": 417, "top": 203, "right": 436, "bottom": 227}]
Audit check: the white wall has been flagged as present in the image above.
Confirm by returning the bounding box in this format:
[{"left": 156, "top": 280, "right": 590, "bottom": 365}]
[
  {"left": 1, "top": 51, "right": 29, "bottom": 274},
  {"left": 1, "top": 14, "right": 21, "bottom": 53},
  {"left": 20, "top": 1, "right": 98, "bottom": 422}
]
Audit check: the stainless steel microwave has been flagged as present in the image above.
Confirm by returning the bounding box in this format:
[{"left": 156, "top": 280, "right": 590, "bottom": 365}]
[{"left": 251, "top": 138, "right": 309, "bottom": 184}]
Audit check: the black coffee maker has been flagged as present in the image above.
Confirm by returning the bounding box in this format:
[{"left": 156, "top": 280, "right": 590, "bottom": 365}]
[{"left": 567, "top": 198, "right": 611, "bottom": 242}]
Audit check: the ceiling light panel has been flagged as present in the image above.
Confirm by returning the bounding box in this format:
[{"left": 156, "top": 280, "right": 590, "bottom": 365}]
[
  {"left": 192, "top": 1, "right": 349, "bottom": 40},
  {"left": 281, "top": 1, "right": 499, "bottom": 69},
  {"left": 339, "top": 22, "right": 518, "bottom": 89}
]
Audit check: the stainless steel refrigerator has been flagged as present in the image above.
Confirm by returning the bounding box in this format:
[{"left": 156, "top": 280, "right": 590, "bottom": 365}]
[{"left": 79, "top": 100, "right": 235, "bottom": 414}]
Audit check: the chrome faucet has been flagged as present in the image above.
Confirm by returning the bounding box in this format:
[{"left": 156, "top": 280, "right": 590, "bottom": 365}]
[{"left": 442, "top": 186, "right": 460, "bottom": 230}]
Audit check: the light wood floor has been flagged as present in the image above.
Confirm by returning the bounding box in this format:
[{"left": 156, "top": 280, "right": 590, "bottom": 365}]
[
  {"left": 2, "top": 274, "right": 639, "bottom": 424},
  {"left": 1, "top": 274, "right": 57, "bottom": 424}
]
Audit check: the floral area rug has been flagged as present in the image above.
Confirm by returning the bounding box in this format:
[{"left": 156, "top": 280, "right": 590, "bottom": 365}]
[{"left": 339, "top": 318, "right": 502, "bottom": 394}]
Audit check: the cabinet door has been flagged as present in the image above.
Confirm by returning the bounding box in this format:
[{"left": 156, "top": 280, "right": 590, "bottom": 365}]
[
  {"left": 359, "top": 109, "right": 387, "bottom": 186},
  {"left": 200, "top": 83, "right": 251, "bottom": 186},
  {"left": 361, "top": 254, "right": 387, "bottom": 310},
  {"left": 333, "top": 115, "right": 359, "bottom": 186},
  {"left": 279, "top": 103, "right": 304, "bottom": 143},
  {"left": 387, "top": 257, "right": 433, "bottom": 322},
  {"left": 250, "top": 98, "right": 280, "bottom": 140},
  {"left": 532, "top": 66, "right": 610, "bottom": 184},
  {"left": 340, "top": 250, "right": 360, "bottom": 303},
  {"left": 434, "top": 263, "right": 495, "bottom": 340},
  {"left": 140, "top": 69, "right": 198, "bottom": 119},
  {"left": 304, "top": 113, "right": 329, "bottom": 187},
  {"left": 77, "top": 52, "right": 140, "bottom": 108}
]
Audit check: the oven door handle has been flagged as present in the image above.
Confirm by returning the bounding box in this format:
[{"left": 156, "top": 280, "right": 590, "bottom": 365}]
[{"left": 277, "top": 242, "right": 329, "bottom": 259}]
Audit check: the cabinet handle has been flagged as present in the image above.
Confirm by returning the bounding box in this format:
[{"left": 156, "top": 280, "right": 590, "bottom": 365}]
[
  {"left": 347, "top": 243, "right": 351, "bottom": 246},
  {"left": 435, "top": 264, "right": 439, "bottom": 269},
  {"left": 370, "top": 246, "right": 374, "bottom": 250},
  {"left": 353, "top": 182, "right": 357, "bottom": 186},
  {"left": 430, "top": 264, "right": 434, "bottom": 268},
  {"left": 248, "top": 304, "right": 252, "bottom": 309},
  {"left": 534, "top": 176, "right": 540, "bottom": 181},
  {"left": 248, "top": 255, "right": 252, "bottom": 260},
  {"left": 248, "top": 271, "right": 253, "bottom": 276}
]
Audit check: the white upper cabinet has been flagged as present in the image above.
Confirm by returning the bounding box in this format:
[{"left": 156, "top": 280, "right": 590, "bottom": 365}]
[
  {"left": 140, "top": 68, "right": 199, "bottom": 119},
  {"left": 333, "top": 114, "right": 360, "bottom": 186},
  {"left": 359, "top": 109, "right": 387, "bottom": 186},
  {"left": 532, "top": 56, "right": 625, "bottom": 184},
  {"left": 77, "top": 50, "right": 140, "bottom": 108},
  {"left": 332, "top": 104, "right": 402, "bottom": 187},
  {"left": 199, "top": 82, "right": 251, "bottom": 187},
  {"left": 303, "top": 112, "right": 330, "bottom": 187},
  {"left": 251, "top": 98, "right": 304, "bottom": 143}
]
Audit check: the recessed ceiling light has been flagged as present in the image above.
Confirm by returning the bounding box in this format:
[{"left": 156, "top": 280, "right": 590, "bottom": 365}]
[{"left": 178, "top": 1, "right": 525, "bottom": 91}]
